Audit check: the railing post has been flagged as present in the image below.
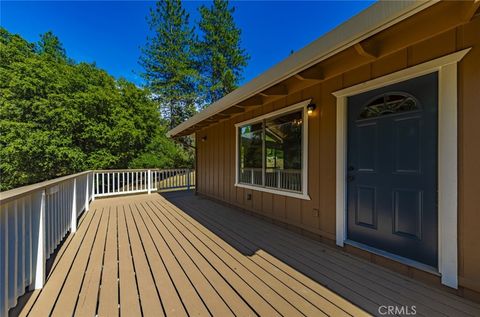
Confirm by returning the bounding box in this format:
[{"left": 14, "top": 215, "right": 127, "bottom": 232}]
[
  {"left": 148, "top": 169, "right": 151, "bottom": 194},
  {"left": 32, "top": 190, "right": 46, "bottom": 290},
  {"left": 187, "top": 169, "right": 191, "bottom": 190},
  {"left": 0, "top": 200, "right": 7, "bottom": 316},
  {"left": 85, "top": 174, "right": 89, "bottom": 212},
  {"left": 71, "top": 178, "right": 77, "bottom": 233},
  {"left": 92, "top": 172, "right": 96, "bottom": 201}
]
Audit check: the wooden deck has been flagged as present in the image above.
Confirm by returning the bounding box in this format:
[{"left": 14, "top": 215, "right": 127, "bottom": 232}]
[{"left": 15, "top": 191, "right": 480, "bottom": 317}]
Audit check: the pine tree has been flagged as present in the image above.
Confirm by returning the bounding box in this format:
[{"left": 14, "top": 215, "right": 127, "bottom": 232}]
[
  {"left": 140, "top": 0, "right": 197, "bottom": 129},
  {"left": 196, "top": 0, "right": 249, "bottom": 105},
  {"left": 37, "top": 31, "right": 67, "bottom": 61}
]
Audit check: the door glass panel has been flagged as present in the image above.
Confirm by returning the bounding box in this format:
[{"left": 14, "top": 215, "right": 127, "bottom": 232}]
[{"left": 359, "top": 92, "right": 420, "bottom": 119}]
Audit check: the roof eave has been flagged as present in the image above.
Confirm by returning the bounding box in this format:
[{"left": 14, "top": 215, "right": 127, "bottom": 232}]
[{"left": 167, "top": 0, "right": 438, "bottom": 138}]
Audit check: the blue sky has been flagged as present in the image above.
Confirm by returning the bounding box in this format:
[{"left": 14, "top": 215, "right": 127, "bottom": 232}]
[{"left": 1, "top": 1, "right": 374, "bottom": 86}]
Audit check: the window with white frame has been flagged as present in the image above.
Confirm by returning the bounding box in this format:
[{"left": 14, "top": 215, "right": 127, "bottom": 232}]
[{"left": 236, "top": 100, "right": 309, "bottom": 197}]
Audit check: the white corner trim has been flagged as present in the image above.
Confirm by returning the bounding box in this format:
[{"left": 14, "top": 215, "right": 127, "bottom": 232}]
[
  {"left": 437, "top": 62, "right": 458, "bottom": 289},
  {"left": 336, "top": 97, "right": 348, "bottom": 247},
  {"left": 234, "top": 99, "right": 311, "bottom": 200},
  {"left": 333, "top": 49, "right": 470, "bottom": 289}
]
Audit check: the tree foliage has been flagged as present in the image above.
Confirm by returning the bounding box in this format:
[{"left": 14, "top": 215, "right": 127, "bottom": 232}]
[
  {"left": 37, "top": 31, "right": 67, "bottom": 61},
  {"left": 196, "top": 0, "right": 249, "bottom": 104},
  {"left": 140, "top": 0, "right": 198, "bottom": 129},
  {"left": 0, "top": 28, "right": 192, "bottom": 191}
]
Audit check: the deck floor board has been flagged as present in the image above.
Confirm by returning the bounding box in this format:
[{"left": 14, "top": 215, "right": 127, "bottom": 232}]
[
  {"left": 131, "top": 203, "right": 188, "bottom": 317},
  {"left": 117, "top": 205, "right": 142, "bottom": 317},
  {"left": 97, "top": 206, "right": 119, "bottom": 317},
  {"left": 18, "top": 191, "right": 480, "bottom": 317},
  {"left": 172, "top": 198, "right": 446, "bottom": 317},
  {"left": 152, "top": 199, "right": 329, "bottom": 317},
  {"left": 124, "top": 203, "right": 164, "bottom": 317},
  {"left": 139, "top": 202, "right": 234, "bottom": 317},
  {"left": 74, "top": 206, "right": 109, "bottom": 317},
  {"left": 176, "top": 196, "right": 480, "bottom": 316}
]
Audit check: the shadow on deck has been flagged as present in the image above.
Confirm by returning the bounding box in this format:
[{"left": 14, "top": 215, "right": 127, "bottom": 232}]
[{"left": 13, "top": 190, "right": 480, "bottom": 317}]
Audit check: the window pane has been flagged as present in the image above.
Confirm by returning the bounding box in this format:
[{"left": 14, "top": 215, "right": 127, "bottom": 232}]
[
  {"left": 239, "top": 122, "right": 263, "bottom": 185},
  {"left": 359, "top": 93, "right": 420, "bottom": 119},
  {"left": 265, "top": 111, "right": 303, "bottom": 192}
]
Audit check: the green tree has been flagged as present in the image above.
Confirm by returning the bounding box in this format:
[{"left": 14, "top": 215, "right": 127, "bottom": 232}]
[
  {"left": 140, "top": 0, "right": 198, "bottom": 130},
  {"left": 196, "top": 0, "right": 249, "bottom": 104},
  {"left": 37, "top": 31, "right": 67, "bottom": 61},
  {"left": 0, "top": 28, "right": 192, "bottom": 191},
  {"left": 129, "top": 124, "right": 193, "bottom": 169}
]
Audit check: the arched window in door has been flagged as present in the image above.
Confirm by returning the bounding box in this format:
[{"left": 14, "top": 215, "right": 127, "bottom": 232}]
[{"left": 359, "top": 92, "right": 420, "bottom": 119}]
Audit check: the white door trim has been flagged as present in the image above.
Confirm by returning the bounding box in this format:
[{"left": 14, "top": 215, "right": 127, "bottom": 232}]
[{"left": 332, "top": 48, "right": 470, "bottom": 289}]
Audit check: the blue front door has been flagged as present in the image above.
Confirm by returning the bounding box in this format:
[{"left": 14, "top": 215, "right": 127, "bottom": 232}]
[{"left": 347, "top": 72, "right": 438, "bottom": 267}]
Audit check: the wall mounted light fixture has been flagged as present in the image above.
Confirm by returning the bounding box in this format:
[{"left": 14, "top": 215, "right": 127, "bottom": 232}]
[
  {"left": 201, "top": 136, "right": 207, "bottom": 142},
  {"left": 307, "top": 103, "right": 316, "bottom": 115}
]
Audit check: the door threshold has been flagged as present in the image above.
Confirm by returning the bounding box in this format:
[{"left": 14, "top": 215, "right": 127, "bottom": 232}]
[{"left": 344, "top": 239, "right": 440, "bottom": 276}]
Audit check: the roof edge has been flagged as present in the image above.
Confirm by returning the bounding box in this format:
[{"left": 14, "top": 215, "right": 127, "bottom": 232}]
[{"left": 167, "top": 0, "right": 438, "bottom": 137}]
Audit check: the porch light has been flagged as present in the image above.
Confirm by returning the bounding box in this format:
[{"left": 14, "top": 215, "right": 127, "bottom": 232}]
[{"left": 307, "top": 103, "right": 316, "bottom": 115}]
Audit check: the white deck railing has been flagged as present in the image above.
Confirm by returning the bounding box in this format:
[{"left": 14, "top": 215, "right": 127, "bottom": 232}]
[
  {"left": 93, "top": 169, "right": 195, "bottom": 197},
  {"left": 0, "top": 171, "right": 94, "bottom": 316},
  {"left": 0, "top": 168, "right": 194, "bottom": 316}
]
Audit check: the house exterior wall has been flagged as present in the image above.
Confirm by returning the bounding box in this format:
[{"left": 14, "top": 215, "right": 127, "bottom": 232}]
[{"left": 195, "top": 15, "right": 480, "bottom": 299}]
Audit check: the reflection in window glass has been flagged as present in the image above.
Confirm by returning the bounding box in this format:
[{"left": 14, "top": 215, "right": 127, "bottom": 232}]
[
  {"left": 265, "top": 111, "right": 302, "bottom": 192},
  {"left": 239, "top": 122, "right": 263, "bottom": 185},
  {"left": 238, "top": 110, "right": 303, "bottom": 193}
]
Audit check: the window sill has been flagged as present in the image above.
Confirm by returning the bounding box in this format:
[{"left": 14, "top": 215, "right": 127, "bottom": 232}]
[{"left": 234, "top": 183, "right": 311, "bottom": 200}]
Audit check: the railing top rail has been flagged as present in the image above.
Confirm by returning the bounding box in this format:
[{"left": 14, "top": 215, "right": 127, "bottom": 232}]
[
  {"left": 94, "top": 168, "right": 191, "bottom": 173},
  {"left": 94, "top": 168, "right": 153, "bottom": 172},
  {"left": 0, "top": 170, "right": 92, "bottom": 204},
  {"left": 1, "top": 168, "right": 195, "bottom": 204}
]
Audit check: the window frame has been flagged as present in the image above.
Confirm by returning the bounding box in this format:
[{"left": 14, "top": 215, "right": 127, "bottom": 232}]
[{"left": 234, "top": 99, "right": 311, "bottom": 200}]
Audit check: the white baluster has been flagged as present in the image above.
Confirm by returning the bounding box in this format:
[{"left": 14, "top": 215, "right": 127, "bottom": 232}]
[
  {"left": 148, "top": 170, "right": 151, "bottom": 194},
  {"left": 85, "top": 175, "right": 89, "bottom": 212},
  {"left": 32, "top": 190, "right": 46, "bottom": 290},
  {"left": 71, "top": 179, "right": 77, "bottom": 233}
]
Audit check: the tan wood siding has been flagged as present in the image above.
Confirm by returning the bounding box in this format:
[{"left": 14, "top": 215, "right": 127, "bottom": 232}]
[
  {"left": 195, "top": 15, "right": 480, "bottom": 299},
  {"left": 457, "top": 16, "right": 480, "bottom": 296}
]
